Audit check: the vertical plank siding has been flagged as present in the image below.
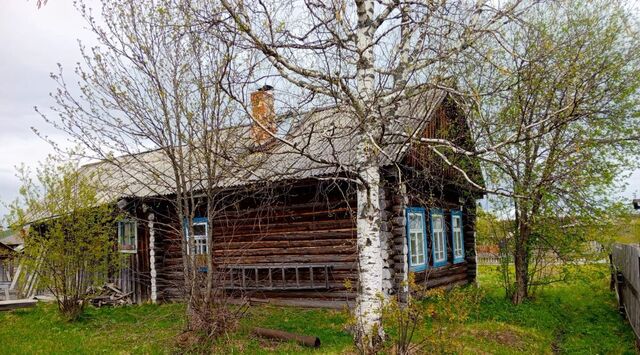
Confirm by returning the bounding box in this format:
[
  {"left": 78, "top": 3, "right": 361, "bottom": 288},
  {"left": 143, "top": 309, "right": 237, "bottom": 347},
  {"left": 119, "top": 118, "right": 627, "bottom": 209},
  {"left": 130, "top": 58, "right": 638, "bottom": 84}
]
[{"left": 611, "top": 243, "right": 640, "bottom": 342}]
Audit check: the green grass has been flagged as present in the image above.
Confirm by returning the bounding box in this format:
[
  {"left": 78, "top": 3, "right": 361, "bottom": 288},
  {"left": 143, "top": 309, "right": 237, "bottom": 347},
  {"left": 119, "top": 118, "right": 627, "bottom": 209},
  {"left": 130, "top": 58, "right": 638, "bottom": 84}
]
[
  {"left": 215, "top": 306, "right": 352, "bottom": 354},
  {"left": 466, "top": 264, "right": 637, "bottom": 354},
  {"left": 0, "top": 265, "right": 635, "bottom": 354},
  {"left": 0, "top": 302, "right": 184, "bottom": 354}
]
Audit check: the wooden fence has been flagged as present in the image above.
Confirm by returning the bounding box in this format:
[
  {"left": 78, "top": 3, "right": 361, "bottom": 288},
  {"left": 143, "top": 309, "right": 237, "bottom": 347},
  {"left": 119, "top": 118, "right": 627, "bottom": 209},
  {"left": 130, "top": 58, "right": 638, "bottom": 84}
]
[
  {"left": 610, "top": 243, "right": 640, "bottom": 343},
  {"left": 477, "top": 253, "right": 501, "bottom": 265}
]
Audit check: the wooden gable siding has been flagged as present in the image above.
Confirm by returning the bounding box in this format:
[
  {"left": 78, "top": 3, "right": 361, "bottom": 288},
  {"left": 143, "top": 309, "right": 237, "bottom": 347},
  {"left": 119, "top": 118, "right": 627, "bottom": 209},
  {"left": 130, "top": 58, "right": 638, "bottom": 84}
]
[
  {"left": 152, "top": 181, "right": 358, "bottom": 302},
  {"left": 405, "top": 97, "right": 482, "bottom": 191}
]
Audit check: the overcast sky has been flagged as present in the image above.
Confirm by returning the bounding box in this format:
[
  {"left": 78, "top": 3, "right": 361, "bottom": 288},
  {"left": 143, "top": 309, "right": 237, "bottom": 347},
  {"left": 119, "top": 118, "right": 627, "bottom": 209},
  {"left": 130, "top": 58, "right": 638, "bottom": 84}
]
[{"left": 0, "top": 1, "right": 639, "bottom": 219}]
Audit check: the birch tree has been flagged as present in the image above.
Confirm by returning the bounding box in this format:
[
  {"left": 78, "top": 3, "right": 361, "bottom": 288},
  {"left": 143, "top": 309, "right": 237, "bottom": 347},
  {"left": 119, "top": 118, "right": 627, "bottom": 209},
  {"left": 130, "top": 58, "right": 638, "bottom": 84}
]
[{"left": 213, "top": 0, "right": 530, "bottom": 347}]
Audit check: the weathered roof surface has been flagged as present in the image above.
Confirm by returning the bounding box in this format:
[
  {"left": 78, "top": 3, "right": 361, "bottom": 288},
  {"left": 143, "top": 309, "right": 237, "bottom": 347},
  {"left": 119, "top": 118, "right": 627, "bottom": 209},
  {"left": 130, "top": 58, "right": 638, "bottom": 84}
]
[
  {"left": 84, "top": 90, "right": 448, "bottom": 201},
  {"left": 0, "top": 233, "right": 23, "bottom": 248}
]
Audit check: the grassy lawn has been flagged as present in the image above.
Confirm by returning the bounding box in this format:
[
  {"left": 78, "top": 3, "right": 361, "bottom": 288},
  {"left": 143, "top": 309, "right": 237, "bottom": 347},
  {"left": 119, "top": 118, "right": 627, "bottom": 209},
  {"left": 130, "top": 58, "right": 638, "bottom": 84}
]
[
  {"left": 467, "top": 265, "right": 637, "bottom": 354},
  {"left": 0, "top": 265, "right": 635, "bottom": 354}
]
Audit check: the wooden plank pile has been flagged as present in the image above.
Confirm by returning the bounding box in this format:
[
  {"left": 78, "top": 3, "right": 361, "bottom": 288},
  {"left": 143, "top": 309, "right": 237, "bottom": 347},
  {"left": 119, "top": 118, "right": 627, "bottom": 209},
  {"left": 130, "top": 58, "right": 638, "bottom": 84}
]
[{"left": 90, "top": 283, "right": 133, "bottom": 307}]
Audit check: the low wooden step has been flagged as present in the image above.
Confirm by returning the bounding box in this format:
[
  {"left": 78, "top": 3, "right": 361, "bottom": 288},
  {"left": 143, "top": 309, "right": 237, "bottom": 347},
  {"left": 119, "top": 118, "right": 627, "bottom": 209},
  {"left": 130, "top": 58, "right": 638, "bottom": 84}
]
[{"left": 0, "top": 299, "right": 37, "bottom": 311}]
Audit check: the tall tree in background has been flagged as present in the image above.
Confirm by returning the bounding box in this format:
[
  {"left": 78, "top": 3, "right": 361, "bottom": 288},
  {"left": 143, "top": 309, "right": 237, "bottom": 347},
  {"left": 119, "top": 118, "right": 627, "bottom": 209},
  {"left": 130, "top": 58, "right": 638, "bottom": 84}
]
[{"left": 471, "top": 0, "right": 640, "bottom": 304}]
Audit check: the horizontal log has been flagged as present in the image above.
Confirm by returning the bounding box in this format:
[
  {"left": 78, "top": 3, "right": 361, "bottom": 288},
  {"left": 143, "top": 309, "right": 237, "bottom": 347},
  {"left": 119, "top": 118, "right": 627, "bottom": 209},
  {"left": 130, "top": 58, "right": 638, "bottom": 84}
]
[
  {"left": 210, "top": 254, "right": 357, "bottom": 265},
  {"left": 158, "top": 228, "right": 356, "bottom": 244},
  {"left": 253, "top": 327, "right": 320, "bottom": 348},
  {"left": 209, "top": 219, "right": 355, "bottom": 236},
  {"left": 209, "top": 207, "right": 353, "bottom": 226},
  {"left": 213, "top": 245, "right": 356, "bottom": 258},
  {"left": 213, "top": 230, "right": 356, "bottom": 243},
  {"left": 213, "top": 238, "right": 355, "bottom": 250}
]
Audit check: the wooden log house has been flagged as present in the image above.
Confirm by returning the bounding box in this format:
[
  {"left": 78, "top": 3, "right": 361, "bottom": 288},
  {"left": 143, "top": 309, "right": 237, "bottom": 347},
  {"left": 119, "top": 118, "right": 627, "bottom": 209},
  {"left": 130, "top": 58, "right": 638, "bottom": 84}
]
[{"left": 86, "top": 88, "right": 484, "bottom": 307}]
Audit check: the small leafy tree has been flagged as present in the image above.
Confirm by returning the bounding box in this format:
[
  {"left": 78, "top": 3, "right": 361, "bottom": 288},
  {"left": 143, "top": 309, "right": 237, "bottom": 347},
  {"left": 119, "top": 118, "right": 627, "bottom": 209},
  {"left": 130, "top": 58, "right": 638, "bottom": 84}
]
[{"left": 6, "top": 158, "right": 117, "bottom": 321}]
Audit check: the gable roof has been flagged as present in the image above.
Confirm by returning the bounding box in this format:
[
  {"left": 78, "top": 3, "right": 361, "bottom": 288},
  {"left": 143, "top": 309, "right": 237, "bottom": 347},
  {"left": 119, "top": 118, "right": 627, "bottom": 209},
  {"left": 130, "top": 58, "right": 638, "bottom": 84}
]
[{"left": 83, "top": 90, "right": 453, "bottom": 201}]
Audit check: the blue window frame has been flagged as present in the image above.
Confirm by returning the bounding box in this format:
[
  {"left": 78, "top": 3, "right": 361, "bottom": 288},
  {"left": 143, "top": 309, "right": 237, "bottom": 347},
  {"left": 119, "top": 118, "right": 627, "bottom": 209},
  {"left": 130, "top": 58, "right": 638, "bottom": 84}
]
[
  {"left": 406, "top": 207, "right": 428, "bottom": 271},
  {"left": 184, "top": 217, "right": 209, "bottom": 256},
  {"left": 451, "top": 210, "right": 465, "bottom": 263},
  {"left": 430, "top": 209, "right": 447, "bottom": 267}
]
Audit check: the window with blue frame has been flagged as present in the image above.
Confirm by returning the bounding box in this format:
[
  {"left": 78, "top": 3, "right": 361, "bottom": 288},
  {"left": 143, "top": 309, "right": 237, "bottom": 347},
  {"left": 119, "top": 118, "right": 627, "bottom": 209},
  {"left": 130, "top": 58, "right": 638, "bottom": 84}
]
[
  {"left": 117, "top": 220, "right": 137, "bottom": 253},
  {"left": 185, "top": 218, "right": 209, "bottom": 256},
  {"left": 451, "top": 210, "right": 465, "bottom": 263},
  {"left": 431, "top": 209, "right": 447, "bottom": 266},
  {"left": 406, "top": 208, "right": 428, "bottom": 271}
]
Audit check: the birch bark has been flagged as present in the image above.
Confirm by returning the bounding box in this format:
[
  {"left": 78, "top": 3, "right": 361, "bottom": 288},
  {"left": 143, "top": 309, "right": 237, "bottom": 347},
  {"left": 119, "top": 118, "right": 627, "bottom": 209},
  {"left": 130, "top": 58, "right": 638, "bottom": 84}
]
[{"left": 354, "top": 0, "right": 384, "bottom": 344}]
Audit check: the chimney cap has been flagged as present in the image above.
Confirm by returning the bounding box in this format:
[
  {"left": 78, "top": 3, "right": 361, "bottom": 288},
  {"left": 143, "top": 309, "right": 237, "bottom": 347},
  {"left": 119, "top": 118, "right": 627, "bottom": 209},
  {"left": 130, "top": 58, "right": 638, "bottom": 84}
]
[{"left": 258, "top": 84, "right": 274, "bottom": 92}]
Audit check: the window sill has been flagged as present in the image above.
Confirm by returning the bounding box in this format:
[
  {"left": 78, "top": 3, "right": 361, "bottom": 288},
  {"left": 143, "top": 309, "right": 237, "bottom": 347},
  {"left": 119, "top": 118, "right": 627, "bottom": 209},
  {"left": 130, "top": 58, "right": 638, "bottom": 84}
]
[{"left": 119, "top": 250, "right": 137, "bottom": 254}]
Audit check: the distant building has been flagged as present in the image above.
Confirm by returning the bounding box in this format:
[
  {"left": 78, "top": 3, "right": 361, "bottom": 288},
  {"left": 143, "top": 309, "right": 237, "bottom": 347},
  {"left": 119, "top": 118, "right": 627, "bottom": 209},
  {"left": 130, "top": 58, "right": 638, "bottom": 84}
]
[{"left": 0, "top": 233, "right": 23, "bottom": 252}]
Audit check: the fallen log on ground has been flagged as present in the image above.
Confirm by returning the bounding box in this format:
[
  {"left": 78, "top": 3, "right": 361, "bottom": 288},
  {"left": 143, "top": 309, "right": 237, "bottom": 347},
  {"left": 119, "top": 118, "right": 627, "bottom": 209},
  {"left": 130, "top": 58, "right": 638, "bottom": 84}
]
[{"left": 252, "top": 327, "right": 321, "bottom": 348}]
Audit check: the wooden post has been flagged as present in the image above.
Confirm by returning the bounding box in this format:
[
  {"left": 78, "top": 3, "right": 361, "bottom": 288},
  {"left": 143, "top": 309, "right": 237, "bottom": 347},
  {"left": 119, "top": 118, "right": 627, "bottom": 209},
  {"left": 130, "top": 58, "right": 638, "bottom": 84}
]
[{"left": 148, "top": 213, "right": 157, "bottom": 304}]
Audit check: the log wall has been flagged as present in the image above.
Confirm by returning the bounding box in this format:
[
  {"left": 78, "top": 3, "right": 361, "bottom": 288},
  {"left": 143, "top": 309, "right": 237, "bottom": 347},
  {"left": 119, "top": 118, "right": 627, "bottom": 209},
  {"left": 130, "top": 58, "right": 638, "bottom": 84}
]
[
  {"left": 152, "top": 181, "right": 359, "bottom": 302},
  {"left": 142, "top": 179, "right": 478, "bottom": 304}
]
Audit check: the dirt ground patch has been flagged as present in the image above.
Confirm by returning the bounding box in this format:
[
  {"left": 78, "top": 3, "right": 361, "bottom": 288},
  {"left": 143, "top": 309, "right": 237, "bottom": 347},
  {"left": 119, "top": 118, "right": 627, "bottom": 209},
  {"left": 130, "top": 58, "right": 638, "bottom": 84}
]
[{"left": 470, "top": 327, "right": 527, "bottom": 350}]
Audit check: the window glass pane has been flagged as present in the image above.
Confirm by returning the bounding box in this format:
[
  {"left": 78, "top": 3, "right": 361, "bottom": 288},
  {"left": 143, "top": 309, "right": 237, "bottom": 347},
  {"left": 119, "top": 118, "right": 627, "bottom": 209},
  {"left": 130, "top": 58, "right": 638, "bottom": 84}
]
[
  {"left": 415, "top": 232, "right": 424, "bottom": 264},
  {"left": 433, "top": 214, "right": 445, "bottom": 262},
  {"left": 193, "top": 224, "right": 206, "bottom": 236},
  {"left": 409, "top": 213, "right": 422, "bottom": 230},
  {"left": 408, "top": 211, "right": 426, "bottom": 267},
  {"left": 451, "top": 215, "right": 463, "bottom": 260},
  {"left": 410, "top": 232, "right": 417, "bottom": 264},
  {"left": 119, "top": 221, "right": 136, "bottom": 251}
]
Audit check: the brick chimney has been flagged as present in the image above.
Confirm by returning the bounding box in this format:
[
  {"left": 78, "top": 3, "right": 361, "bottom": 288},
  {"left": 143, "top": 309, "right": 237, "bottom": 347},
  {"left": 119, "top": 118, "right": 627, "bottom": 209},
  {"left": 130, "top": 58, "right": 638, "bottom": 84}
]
[{"left": 250, "top": 85, "right": 276, "bottom": 145}]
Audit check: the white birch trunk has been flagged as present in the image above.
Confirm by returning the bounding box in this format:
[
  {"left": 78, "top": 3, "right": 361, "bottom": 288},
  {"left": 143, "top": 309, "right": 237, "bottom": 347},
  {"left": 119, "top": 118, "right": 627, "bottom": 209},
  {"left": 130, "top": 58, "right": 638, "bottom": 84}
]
[
  {"left": 355, "top": 163, "right": 383, "bottom": 339},
  {"left": 354, "top": 0, "right": 384, "bottom": 344}
]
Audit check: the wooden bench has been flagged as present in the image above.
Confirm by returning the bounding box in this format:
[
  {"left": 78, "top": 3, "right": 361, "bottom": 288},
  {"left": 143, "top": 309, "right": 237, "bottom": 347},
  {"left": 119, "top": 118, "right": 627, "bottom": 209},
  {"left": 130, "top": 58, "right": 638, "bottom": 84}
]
[{"left": 0, "top": 281, "right": 10, "bottom": 300}]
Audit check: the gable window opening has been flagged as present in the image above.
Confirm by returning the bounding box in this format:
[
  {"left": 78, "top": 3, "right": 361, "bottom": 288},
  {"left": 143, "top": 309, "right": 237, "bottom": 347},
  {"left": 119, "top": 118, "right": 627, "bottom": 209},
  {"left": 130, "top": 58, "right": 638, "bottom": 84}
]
[
  {"left": 118, "top": 220, "right": 137, "bottom": 253},
  {"left": 451, "top": 211, "right": 465, "bottom": 263},
  {"left": 406, "top": 207, "right": 428, "bottom": 271},
  {"left": 185, "top": 218, "right": 209, "bottom": 256},
  {"left": 431, "top": 210, "right": 447, "bottom": 267}
]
